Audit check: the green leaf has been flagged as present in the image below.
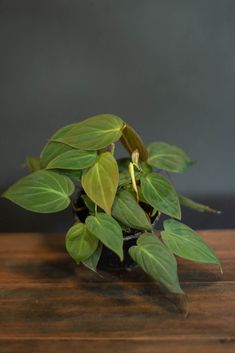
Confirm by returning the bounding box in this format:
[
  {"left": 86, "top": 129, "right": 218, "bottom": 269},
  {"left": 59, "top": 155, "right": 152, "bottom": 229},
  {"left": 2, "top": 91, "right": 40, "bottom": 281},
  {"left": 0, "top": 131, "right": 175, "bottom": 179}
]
[
  {"left": 147, "top": 142, "right": 193, "bottom": 173},
  {"left": 66, "top": 223, "right": 98, "bottom": 263},
  {"left": 141, "top": 162, "right": 152, "bottom": 174},
  {"left": 26, "top": 156, "right": 41, "bottom": 172},
  {"left": 81, "top": 194, "right": 96, "bottom": 214},
  {"left": 40, "top": 124, "right": 76, "bottom": 167},
  {"left": 140, "top": 172, "right": 181, "bottom": 219},
  {"left": 179, "top": 195, "right": 221, "bottom": 214},
  {"left": 86, "top": 213, "right": 123, "bottom": 261},
  {"left": 54, "top": 114, "right": 124, "bottom": 150},
  {"left": 112, "top": 190, "right": 152, "bottom": 231},
  {"left": 2, "top": 170, "right": 75, "bottom": 213},
  {"left": 129, "top": 233, "right": 183, "bottom": 294},
  {"left": 82, "top": 242, "right": 103, "bottom": 272},
  {"left": 81, "top": 152, "right": 119, "bottom": 214},
  {"left": 161, "top": 219, "right": 220, "bottom": 264},
  {"left": 46, "top": 149, "right": 97, "bottom": 170},
  {"left": 54, "top": 169, "right": 82, "bottom": 180},
  {"left": 120, "top": 124, "right": 148, "bottom": 161},
  {"left": 118, "top": 172, "right": 132, "bottom": 186}
]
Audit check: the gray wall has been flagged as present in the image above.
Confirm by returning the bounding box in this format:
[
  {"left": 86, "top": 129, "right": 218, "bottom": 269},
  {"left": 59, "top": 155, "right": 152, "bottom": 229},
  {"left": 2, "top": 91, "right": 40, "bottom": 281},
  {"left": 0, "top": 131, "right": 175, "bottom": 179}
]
[{"left": 0, "top": 0, "right": 234, "bottom": 230}]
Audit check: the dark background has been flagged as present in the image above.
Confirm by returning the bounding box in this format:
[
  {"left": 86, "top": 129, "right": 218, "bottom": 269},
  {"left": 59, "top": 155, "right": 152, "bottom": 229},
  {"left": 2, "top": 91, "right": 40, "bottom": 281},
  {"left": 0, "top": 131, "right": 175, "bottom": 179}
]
[{"left": 0, "top": 0, "right": 234, "bottom": 231}]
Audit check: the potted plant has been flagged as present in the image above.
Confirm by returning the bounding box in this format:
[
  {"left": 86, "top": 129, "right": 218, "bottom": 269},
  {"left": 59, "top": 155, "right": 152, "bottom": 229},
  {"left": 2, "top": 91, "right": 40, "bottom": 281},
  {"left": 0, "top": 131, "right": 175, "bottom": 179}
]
[{"left": 2, "top": 114, "right": 221, "bottom": 295}]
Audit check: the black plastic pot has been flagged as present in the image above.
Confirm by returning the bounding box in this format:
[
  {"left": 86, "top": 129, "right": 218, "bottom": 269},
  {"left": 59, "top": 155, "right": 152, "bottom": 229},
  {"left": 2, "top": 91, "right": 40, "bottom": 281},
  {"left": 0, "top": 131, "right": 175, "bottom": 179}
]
[{"left": 97, "top": 233, "right": 139, "bottom": 271}]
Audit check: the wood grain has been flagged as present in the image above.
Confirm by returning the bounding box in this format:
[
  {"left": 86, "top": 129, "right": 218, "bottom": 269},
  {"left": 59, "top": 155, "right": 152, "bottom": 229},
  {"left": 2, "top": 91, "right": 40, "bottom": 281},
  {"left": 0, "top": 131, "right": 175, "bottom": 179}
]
[{"left": 0, "top": 230, "right": 234, "bottom": 352}]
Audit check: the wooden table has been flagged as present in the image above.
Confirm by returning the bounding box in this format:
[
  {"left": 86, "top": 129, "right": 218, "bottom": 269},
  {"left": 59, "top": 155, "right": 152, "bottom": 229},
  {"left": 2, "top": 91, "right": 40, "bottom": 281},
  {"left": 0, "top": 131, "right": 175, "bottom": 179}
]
[{"left": 0, "top": 230, "right": 234, "bottom": 353}]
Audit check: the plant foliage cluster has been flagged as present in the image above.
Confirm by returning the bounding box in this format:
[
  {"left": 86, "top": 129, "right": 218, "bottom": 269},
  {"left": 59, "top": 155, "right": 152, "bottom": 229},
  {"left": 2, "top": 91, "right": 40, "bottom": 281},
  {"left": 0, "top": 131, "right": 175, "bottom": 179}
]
[{"left": 2, "top": 114, "right": 221, "bottom": 294}]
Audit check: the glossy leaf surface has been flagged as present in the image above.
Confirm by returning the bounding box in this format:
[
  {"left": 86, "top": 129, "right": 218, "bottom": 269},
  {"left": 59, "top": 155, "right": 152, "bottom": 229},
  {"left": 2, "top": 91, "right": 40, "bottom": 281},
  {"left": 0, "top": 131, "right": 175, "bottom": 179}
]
[
  {"left": 55, "top": 114, "right": 124, "bottom": 150},
  {"left": 161, "top": 219, "right": 220, "bottom": 264},
  {"left": 40, "top": 124, "right": 75, "bottom": 167},
  {"left": 66, "top": 223, "right": 98, "bottom": 263},
  {"left": 129, "top": 233, "right": 183, "bottom": 294},
  {"left": 2, "top": 170, "right": 75, "bottom": 213},
  {"left": 147, "top": 142, "right": 193, "bottom": 173},
  {"left": 112, "top": 190, "right": 152, "bottom": 231},
  {"left": 46, "top": 149, "right": 97, "bottom": 170},
  {"left": 86, "top": 213, "right": 123, "bottom": 261},
  {"left": 140, "top": 173, "right": 181, "bottom": 219},
  {"left": 82, "top": 152, "right": 119, "bottom": 214}
]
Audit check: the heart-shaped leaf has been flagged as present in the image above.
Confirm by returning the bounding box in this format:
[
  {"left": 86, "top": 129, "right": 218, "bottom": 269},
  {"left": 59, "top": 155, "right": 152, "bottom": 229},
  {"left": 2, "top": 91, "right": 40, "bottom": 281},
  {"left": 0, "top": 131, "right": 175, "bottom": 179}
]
[
  {"left": 129, "top": 233, "right": 183, "bottom": 294},
  {"left": 66, "top": 223, "right": 98, "bottom": 263},
  {"left": 112, "top": 190, "right": 152, "bottom": 231},
  {"left": 147, "top": 142, "right": 193, "bottom": 173},
  {"left": 161, "top": 219, "right": 220, "bottom": 264},
  {"left": 120, "top": 124, "right": 148, "bottom": 161},
  {"left": 82, "top": 152, "right": 119, "bottom": 214},
  {"left": 140, "top": 173, "right": 181, "bottom": 219},
  {"left": 40, "top": 123, "right": 76, "bottom": 167},
  {"left": 46, "top": 149, "right": 97, "bottom": 170},
  {"left": 82, "top": 242, "right": 103, "bottom": 272},
  {"left": 86, "top": 213, "right": 123, "bottom": 261},
  {"left": 2, "top": 170, "right": 75, "bottom": 213},
  {"left": 179, "top": 195, "right": 220, "bottom": 214},
  {"left": 55, "top": 114, "right": 124, "bottom": 150}
]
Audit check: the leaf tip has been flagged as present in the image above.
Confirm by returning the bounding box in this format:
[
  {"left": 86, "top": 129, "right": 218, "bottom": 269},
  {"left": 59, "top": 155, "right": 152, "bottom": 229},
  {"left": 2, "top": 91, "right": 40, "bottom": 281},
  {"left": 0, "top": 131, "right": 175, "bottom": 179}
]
[
  {"left": 176, "top": 287, "right": 185, "bottom": 295},
  {"left": 176, "top": 212, "right": 182, "bottom": 221},
  {"left": 219, "top": 263, "right": 223, "bottom": 275}
]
